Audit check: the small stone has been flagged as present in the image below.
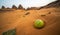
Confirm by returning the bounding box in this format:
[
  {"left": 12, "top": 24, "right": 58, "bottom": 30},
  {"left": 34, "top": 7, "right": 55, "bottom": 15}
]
[
  {"left": 41, "top": 15, "right": 46, "bottom": 16},
  {"left": 25, "top": 12, "right": 30, "bottom": 15}
]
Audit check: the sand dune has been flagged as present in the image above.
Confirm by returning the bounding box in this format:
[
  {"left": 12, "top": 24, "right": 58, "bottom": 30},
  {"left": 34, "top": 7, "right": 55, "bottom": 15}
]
[{"left": 0, "top": 7, "right": 60, "bottom": 35}]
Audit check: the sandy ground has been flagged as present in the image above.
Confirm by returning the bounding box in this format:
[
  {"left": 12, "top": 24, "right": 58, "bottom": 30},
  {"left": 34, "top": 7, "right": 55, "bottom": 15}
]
[{"left": 0, "top": 8, "right": 60, "bottom": 35}]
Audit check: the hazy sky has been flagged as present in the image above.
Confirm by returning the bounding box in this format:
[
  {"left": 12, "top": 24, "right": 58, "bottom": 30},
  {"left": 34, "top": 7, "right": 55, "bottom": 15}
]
[{"left": 0, "top": 0, "right": 56, "bottom": 9}]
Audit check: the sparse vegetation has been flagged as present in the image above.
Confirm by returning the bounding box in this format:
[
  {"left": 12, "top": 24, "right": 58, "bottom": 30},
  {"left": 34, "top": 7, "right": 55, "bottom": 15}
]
[{"left": 3, "top": 29, "right": 16, "bottom": 35}]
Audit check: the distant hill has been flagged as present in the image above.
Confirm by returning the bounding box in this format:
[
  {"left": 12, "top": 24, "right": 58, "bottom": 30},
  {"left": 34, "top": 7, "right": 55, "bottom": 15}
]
[
  {"left": 26, "top": 0, "right": 60, "bottom": 10},
  {"left": 0, "top": 0, "right": 60, "bottom": 10},
  {"left": 40, "top": 0, "right": 60, "bottom": 8}
]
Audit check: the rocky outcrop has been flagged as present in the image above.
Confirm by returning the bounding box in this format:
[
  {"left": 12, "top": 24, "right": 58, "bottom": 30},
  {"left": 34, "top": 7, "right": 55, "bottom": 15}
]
[
  {"left": 26, "top": 0, "right": 60, "bottom": 10},
  {"left": 27, "top": 7, "right": 40, "bottom": 10},
  {"left": 47, "top": 0, "right": 60, "bottom": 7},
  {"left": 41, "top": 0, "right": 60, "bottom": 8},
  {"left": 1, "top": 6, "right": 5, "bottom": 9},
  {"left": 18, "top": 4, "right": 24, "bottom": 9},
  {"left": 12, "top": 5, "right": 17, "bottom": 9}
]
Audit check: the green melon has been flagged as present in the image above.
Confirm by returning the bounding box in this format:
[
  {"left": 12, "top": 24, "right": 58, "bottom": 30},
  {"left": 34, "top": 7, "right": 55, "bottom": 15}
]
[{"left": 34, "top": 19, "right": 45, "bottom": 29}]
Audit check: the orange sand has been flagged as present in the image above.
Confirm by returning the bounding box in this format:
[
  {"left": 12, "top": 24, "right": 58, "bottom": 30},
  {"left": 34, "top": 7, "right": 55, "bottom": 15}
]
[{"left": 0, "top": 8, "right": 60, "bottom": 35}]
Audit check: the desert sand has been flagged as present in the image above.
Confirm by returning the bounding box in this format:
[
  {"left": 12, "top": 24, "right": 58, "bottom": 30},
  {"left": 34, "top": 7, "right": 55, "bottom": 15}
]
[{"left": 0, "top": 7, "right": 60, "bottom": 35}]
